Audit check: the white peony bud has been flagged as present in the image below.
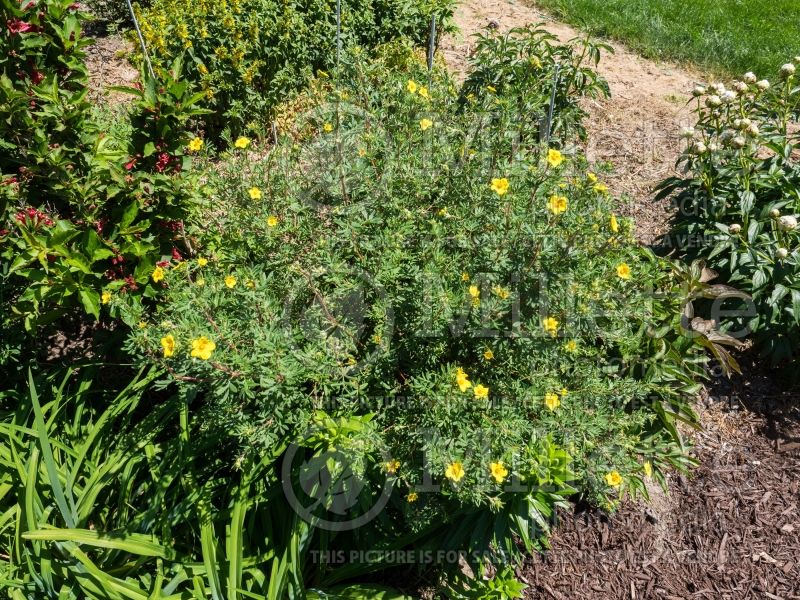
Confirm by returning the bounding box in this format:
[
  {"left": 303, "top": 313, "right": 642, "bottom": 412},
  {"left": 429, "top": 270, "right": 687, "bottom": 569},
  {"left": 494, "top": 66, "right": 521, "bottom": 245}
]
[
  {"left": 756, "top": 79, "right": 770, "bottom": 90},
  {"left": 692, "top": 142, "right": 707, "bottom": 154},
  {"left": 692, "top": 85, "right": 706, "bottom": 96},
  {"left": 729, "top": 223, "right": 742, "bottom": 234},
  {"left": 709, "top": 83, "right": 726, "bottom": 94},
  {"left": 781, "top": 63, "right": 796, "bottom": 77},
  {"left": 731, "top": 136, "right": 746, "bottom": 148},
  {"left": 779, "top": 215, "right": 798, "bottom": 231},
  {"left": 733, "top": 81, "right": 748, "bottom": 93},
  {"left": 746, "top": 123, "right": 760, "bottom": 136},
  {"left": 679, "top": 126, "right": 696, "bottom": 138},
  {"left": 721, "top": 90, "right": 738, "bottom": 103},
  {"left": 743, "top": 72, "right": 757, "bottom": 84},
  {"left": 770, "top": 208, "right": 781, "bottom": 218},
  {"left": 706, "top": 95, "right": 722, "bottom": 108},
  {"left": 776, "top": 247, "right": 789, "bottom": 260},
  {"left": 708, "top": 142, "right": 720, "bottom": 152}
]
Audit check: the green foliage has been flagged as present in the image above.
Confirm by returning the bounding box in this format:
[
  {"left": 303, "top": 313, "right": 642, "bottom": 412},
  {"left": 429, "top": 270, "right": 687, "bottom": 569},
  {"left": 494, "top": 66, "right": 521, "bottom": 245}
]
[
  {"left": 460, "top": 25, "right": 611, "bottom": 142},
  {"left": 448, "top": 566, "right": 527, "bottom": 599},
  {"left": 537, "top": 0, "right": 800, "bottom": 77},
  {"left": 122, "top": 34, "right": 717, "bottom": 575},
  {"left": 657, "top": 60, "right": 800, "bottom": 365},
  {"left": 0, "top": 0, "right": 207, "bottom": 332},
  {"left": 132, "top": 0, "right": 456, "bottom": 136}
]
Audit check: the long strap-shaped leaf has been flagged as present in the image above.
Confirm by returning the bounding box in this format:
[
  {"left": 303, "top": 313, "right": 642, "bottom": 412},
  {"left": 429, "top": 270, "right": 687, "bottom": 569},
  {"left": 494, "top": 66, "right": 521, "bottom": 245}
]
[{"left": 27, "top": 370, "right": 76, "bottom": 529}]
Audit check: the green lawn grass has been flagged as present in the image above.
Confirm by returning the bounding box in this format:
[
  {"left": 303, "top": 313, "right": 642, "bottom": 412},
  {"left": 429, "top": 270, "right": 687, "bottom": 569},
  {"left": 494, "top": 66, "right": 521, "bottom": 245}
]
[{"left": 535, "top": 0, "right": 800, "bottom": 77}]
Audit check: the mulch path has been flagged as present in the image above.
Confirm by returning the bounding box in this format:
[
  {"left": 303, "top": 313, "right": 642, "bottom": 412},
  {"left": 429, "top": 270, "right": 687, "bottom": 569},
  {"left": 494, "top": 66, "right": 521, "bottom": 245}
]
[{"left": 521, "top": 361, "right": 800, "bottom": 599}]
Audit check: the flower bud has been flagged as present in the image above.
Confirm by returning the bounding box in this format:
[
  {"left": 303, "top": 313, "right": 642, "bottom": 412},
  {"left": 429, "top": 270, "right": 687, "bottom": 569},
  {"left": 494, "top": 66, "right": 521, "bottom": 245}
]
[
  {"left": 708, "top": 142, "right": 720, "bottom": 152},
  {"left": 770, "top": 208, "right": 781, "bottom": 218},
  {"left": 692, "top": 142, "right": 707, "bottom": 154},
  {"left": 733, "top": 81, "right": 748, "bottom": 93},
  {"left": 781, "top": 63, "right": 796, "bottom": 77},
  {"left": 721, "top": 90, "right": 738, "bottom": 103},
  {"left": 729, "top": 223, "right": 742, "bottom": 234},
  {"left": 709, "top": 82, "right": 725, "bottom": 94},
  {"left": 731, "top": 136, "right": 746, "bottom": 148},
  {"left": 679, "top": 126, "right": 695, "bottom": 138},
  {"left": 746, "top": 123, "right": 760, "bottom": 136},
  {"left": 779, "top": 215, "right": 798, "bottom": 231},
  {"left": 743, "top": 72, "right": 757, "bottom": 84},
  {"left": 692, "top": 85, "right": 706, "bottom": 96},
  {"left": 776, "top": 247, "right": 789, "bottom": 260},
  {"left": 756, "top": 79, "right": 770, "bottom": 90},
  {"left": 706, "top": 95, "right": 722, "bottom": 108}
]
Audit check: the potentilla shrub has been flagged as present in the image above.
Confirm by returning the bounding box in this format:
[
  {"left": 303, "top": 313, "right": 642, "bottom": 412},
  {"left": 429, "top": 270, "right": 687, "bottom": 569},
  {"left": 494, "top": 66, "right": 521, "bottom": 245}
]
[
  {"left": 132, "top": 0, "right": 455, "bottom": 137},
  {"left": 124, "top": 38, "right": 726, "bottom": 561},
  {"left": 657, "top": 59, "right": 800, "bottom": 366}
]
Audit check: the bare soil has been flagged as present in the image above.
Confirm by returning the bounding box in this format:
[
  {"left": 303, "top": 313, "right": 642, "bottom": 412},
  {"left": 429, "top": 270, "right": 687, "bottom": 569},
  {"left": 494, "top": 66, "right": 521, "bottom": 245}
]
[{"left": 85, "top": 34, "right": 139, "bottom": 105}]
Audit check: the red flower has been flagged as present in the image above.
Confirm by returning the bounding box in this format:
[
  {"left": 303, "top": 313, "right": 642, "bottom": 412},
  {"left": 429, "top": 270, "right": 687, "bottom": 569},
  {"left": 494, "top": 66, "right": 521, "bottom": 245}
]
[
  {"left": 124, "top": 158, "right": 137, "bottom": 170},
  {"left": 30, "top": 69, "right": 44, "bottom": 85},
  {"left": 7, "top": 19, "right": 34, "bottom": 34},
  {"left": 171, "top": 248, "right": 183, "bottom": 261}
]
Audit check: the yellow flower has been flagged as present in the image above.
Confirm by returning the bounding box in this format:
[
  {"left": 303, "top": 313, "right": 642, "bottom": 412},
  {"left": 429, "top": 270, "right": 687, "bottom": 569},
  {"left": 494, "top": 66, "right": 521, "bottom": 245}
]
[
  {"left": 483, "top": 349, "right": 494, "bottom": 361},
  {"left": 406, "top": 79, "right": 418, "bottom": 93},
  {"left": 492, "top": 285, "right": 509, "bottom": 299},
  {"left": 473, "top": 384, "right": 489, "bottom": 399},
  {"left": 161, "top": 334, "right": 176, "bottom": 358},
  {"left": 225, "top": 275, "right": 237, "bottom": 288},
  {"left": 593, "top": 183, "right": 609, "bottom": 194},
  {"left": 455, "top": 368, "right": 472, "bottom": 392},
  {"left": 544, "top": 392, "right": 560, "bottom": 411},
  {"left": 323, "top": 122, "right": 333, "bottom": 133},
  {"left": 384, "top": 459, "right": 400, "bottom": 474},
  {"left": 267, "top": 215, "right": 278, "bottom": 227},
  {"left": 468, "top": 285, "right": 480, "bottom": 298},
  {"left": 196, "top": 278, "right": 205, "bottom": 287},
  {"left": 188, "top": 137, "right": 203, "bottom": 152},
  {"left": 486, "top": 85, "right": 497, "bottom": 94},
  {"left": 358, "top": 147, "right": 367, "bottom": 157},
  {"left": 560, "top": 387, "right": 568, "bottom": 397},
  {"left": 438, "top": 207, "right": 448, "bottom": 217},
  {"left": 547, "top": 148, "right": 564, "bottom": 167},
  {"left": 643, "top": 461, "right": 653, "bottom": 478},
  {"left": 246, "top": 279, "right": 256, "bottom": 289},
  {"left": 418, "top": 85, "right": 429, "bottom": 99},
  {"left": 542, "top": 316, "right": 559, "bottom": 337},
  {"left": 234, "top": 136, "right": 250, "bottom": 149},
  {"left": 248, "top": 187, "right": 262, "bottom": 200},
  {"left": 101, "top": 291, "right": 112, "bottom": 305},
  {"left": 138, "top": 321, "right": 147, "bottom": 329},
  {"left": 547, "top": 194, "right": 568, "bottom": 215},
  {"left": 152, "top": 266, "right": 165, "bottom": 283},
  {"left": 489, "top": 461, "right": 508, "bottom": 483},
  {"left": 605, "top": 471, "right": 623, "bottom": 487},
  {"left": 190, "top": 336, "right": 216, "bottom": 360},
  {"left": 564, "top": 339, "right": 578, "bottom": 353},
  {"left": 586, "top": 172, "right": 598, "bottom": 183},
  {"left": 610, "top": 214, "right": 619, "bottom": 233},
  {"left": 419, "top": 118, "right": 433, "bottom": 131},
  {"left": 445, "top": 461, "right": 465, "bottom": 482},
  {"left": 461, "top": 272, "right": 470, "bottom": 282},
  {"left": 197, "top": 257, "right": 208, "bottom": 267},
  {"left": 490, "top": 177, "right": 509, "bottom": 196},
  {"left": 406, "top": 491, "right": 418, "bottom": 502},
  {"left": 616, "top": 263, "right": 631, "bottom": 280}
]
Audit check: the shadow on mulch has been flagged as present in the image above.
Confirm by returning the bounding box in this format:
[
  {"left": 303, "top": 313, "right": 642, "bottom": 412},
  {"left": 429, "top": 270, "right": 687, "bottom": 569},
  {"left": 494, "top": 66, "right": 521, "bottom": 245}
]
[{"left": 521, "top": 359, "right": 800, "bottom": 599}]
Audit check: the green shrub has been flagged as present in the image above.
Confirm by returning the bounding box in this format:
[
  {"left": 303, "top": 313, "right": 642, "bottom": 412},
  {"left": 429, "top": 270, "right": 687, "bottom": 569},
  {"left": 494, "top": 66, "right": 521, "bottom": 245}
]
[
  {"left": 120, "top": 35, "right": 727, "bottom": 574},
  {"left": 132, "top": 0, "right": 455, "bottom": 136},
  {"left": 657, "top": 59, "right": 800, "bottom": 365},
  {"left": 0, "top": 0, "right": 207, "bottom": 332}
]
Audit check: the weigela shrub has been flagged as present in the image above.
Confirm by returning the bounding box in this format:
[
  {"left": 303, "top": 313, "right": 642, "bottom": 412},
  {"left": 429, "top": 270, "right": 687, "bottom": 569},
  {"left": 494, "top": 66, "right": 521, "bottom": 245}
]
[
  {"left": 658, "top": 58, "right": 800, "bottom": 365},
  {"left": 125, "top": 38, "right": 725, "bottom": 557},
  {"left": 132, "top": 0, "right": 456, "bottom": 136},
  {"left": 0, "top": 0, "right": 208, "bottom": 332}
]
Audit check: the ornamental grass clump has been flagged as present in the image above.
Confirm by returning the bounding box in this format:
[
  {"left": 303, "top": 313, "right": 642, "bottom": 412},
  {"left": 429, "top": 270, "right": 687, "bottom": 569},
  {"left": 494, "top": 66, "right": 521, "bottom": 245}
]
[
  {"left": 123, "top": 35, "right": 729, "bottom": 571},
  {"left": 658, "top": 56, "right": 800, "bottom": 365}
]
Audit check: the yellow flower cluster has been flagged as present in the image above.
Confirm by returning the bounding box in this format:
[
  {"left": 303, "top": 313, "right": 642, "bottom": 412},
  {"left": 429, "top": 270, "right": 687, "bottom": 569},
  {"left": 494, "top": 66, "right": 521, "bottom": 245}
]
[
  {"left": 454, "top": 367, "right": 489, "bottom": 399},
  {"left": 159, "top": 334, "right": 216, "bottom": 360},
  {"left": 443, "top": 460, "right": 509, "bottom": 484}
]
